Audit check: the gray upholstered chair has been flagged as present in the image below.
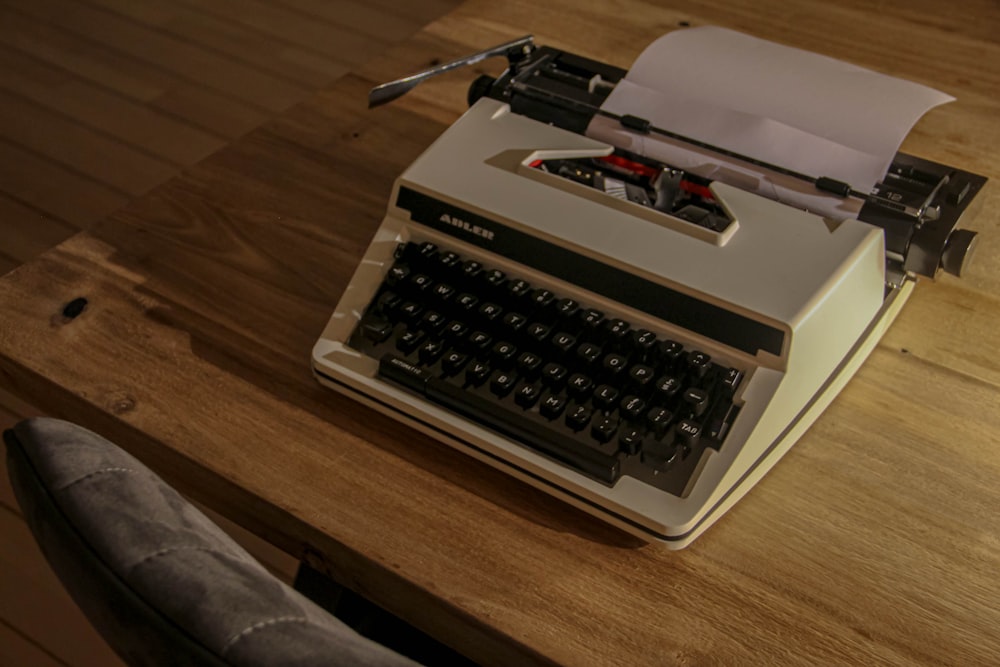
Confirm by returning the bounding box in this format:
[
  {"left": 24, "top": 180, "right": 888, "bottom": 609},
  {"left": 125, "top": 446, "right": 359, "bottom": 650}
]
[{"left": 4, "top": 417, "right": 423, "bottom": 666}]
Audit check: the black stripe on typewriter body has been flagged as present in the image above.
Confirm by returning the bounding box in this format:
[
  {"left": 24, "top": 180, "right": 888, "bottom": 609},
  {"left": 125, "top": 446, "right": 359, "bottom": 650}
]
[{"left": 395, "top": 186, "right": 785, "bottom": 357}]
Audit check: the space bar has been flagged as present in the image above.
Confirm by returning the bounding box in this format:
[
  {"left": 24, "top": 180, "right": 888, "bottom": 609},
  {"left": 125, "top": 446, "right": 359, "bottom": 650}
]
[{"left": 378, "top": 354, "right": 620, "bottom": 484}]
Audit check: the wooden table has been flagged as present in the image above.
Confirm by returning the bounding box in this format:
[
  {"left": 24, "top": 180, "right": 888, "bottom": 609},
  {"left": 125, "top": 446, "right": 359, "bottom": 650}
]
[{"left": 2, "top": 1, "right": 999, "bottom": 664}]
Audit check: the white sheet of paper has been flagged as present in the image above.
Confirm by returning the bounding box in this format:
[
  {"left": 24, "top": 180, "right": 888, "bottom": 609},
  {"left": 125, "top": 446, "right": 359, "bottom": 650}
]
[{"left": 590, "top": 27, "right": 953, "bottom": 218}]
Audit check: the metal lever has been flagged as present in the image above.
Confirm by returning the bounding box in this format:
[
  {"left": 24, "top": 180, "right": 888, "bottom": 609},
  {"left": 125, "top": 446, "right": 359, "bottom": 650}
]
[{"left": 368, "top": 35, "right": 534, "bottom": 108}]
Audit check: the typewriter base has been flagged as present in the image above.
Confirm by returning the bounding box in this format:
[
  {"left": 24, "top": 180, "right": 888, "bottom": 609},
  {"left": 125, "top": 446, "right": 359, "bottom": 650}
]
[{"left": 312, "top": 278, "right": 913, "bottom": 548}]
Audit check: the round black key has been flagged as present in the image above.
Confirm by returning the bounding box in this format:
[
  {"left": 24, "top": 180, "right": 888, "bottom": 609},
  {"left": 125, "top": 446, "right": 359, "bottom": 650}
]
[
  {"left": 628, "top": 364, "right": 656, "bottom": 390},
  {"left": 540, "top": 394, "right": 568, "bottom": 420},
  {"left": 551, "top": 332, "right": 577, "bottom": 355},
  {"left": 654, "top": 375, "right": 682, "bottom": 401},
  {"left": 541, "top": 362, "right": 568, "bottom": 389},
  {"left": 419, "top": 310, "right": 447, "bottom": 333},
  {"left": 566, "top": 373, "right": 594, "bottom": 400},
  {"left": 620, "top": 395, "right": 647, "bottom": 421},
  {"left": 516, "top": 351, "right": 543, "bottom": 378},
  {"left": 565, "top": 405, "right": 592, "bottom": 431},
  {"left": 619, "top": 427, "right": 645, "bottom": 455},
  {"left": 418, "top": 339, "right": 445, "bottom": 365},
  {"left": 576, "top": 342, "right": 602, "bottom": 366},
  {"left": 687, "top": 350, "right": 712, "bottom": 379},
  {"left": 676, "top": 418, "right": 702, "bottom": 446},
  {"left": 658, "top": 340, "right": 684, "bottom": 366},
  {"left": 682, "top": 387, "right": 710, "bottom": 417},
  {"left": 593, "top": 384, "right": 620, "bottom": 411},
  {"left": 591, "top": 415, "right": 619, "bottom": 444},
  {"left": 514, "top": 382, "right": 542, "bottom": 408},
  {"left": 491, "top": 341, "right": 518, "bottom": 368},
  {"left": 455, "top": 292, "right": 479, "bottom": 312},
  {"left": 632, "top": 329, "right": 658, "bottom": 359},
  {"left": 602, "top": 353, "right": 628, "bottom": 378},
  {"left": 442, "top": 351, "right": 469, "bottom": 376},
  {"left": 461, "top": 260, "right": 483, "bottom": 279},
  {"left": 554, "top": 298, "right": 579, "bottom": 319},
  {"left": 490, "top": 370, "right": 517, "bottom": 398},
  {"left": 466, "top": 360, "right": 491, "bottom": 387},
  {"left": 646, "top": 406, "right": 674, "bottom": 438},
  {"left": 468, "top": 331, "right": 493, "bottom": 355},
  {"left": 478, "top": 302, "right": 503, "bottom": 322}
]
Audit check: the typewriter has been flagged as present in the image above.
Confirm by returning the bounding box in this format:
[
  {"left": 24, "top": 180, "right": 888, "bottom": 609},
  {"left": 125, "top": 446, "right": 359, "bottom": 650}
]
[{"left": 311, "top": 29, "right": 986, "bottom": 547}]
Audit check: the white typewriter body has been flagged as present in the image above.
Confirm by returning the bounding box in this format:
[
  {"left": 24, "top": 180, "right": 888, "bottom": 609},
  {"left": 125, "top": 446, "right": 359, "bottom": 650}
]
[{"left": 312, "top": 97, "right": 913, "bottom": 547}]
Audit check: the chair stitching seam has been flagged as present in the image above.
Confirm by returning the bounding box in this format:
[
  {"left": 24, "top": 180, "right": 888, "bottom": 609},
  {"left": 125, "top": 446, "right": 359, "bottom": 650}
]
[
  {"left": 60, "top": 467, "right": 136, "bottom": 491},
  {"left": 131, "top": 545, "right": 232, "bottom": 569},
  {"left": 221, "top": 616, "right": 317, "bottom": 655}
]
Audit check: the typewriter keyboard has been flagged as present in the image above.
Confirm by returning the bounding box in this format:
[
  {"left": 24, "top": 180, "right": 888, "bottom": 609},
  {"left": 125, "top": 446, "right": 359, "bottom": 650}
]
[{"left": 348, "top": 241, "right": 743, "bottom": 495}]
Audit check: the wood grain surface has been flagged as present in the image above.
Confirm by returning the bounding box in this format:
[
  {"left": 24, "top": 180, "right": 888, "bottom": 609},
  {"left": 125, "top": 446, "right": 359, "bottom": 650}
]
[{"left": 2, "top": 1, "right": 999, "bottom": 665}]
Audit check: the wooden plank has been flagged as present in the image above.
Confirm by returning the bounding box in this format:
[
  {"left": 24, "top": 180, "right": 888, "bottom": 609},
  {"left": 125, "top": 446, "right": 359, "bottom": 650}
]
[
  {"left": 169, "top": 0, "right": 384, "bottom": 67},
  {"left": 84, "top": 0, "right": 350, "bottom": 89},
  {"left": 0, "top": 89, "right": 176, "bottom": 197},
  {"left": 0, "top": 6, "right": 270, "bottom": 140},
  {"left": 0, "top": 140, "right": 127, "bottom": 229},
  {"left": 269, "top": 0, "right": 452, "bottom": 42},
  {"left": 5, "top": 0, "right": 309, "bottom": 114},
  {"left": 0, "top": 195, "right": 78, "bottom": 266},
  {"left": 0, "top": 508, "right": 125, "bottom": 667},
  {"left": 0, "top": 44, "right": 223, "bottom": 166}
]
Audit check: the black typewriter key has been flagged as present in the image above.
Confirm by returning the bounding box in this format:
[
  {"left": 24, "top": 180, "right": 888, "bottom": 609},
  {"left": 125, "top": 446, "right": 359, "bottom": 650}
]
[
  {"left": 687, "top": 350, "right": 712, "bottom": 379},
  {"left": 398, "top": 301, "right": 424, "bottom": 322},
  {"left": 468, "top": 331, "right": 493, "bottom": 355},
  {"left": 436, "top": 251, "right": 461, "bottom": 271},
  {"left": 540, "top": 394, "right": 568, "bottom": 420},
  {"left": 566, "top": 373, "right": 594, "bottom": 401},
  {"left": 620, "top": 395, "right": 648, "bottom": 421},
  {"left": 408, "top": 273, "right": 434, "bottom": 292},
  {"left": 441, "top": 351, "right": 469, "bottom": 376},
  {"left": 647, "top": 406, "right": 675, "bottom": 438},
  {"left": 605, "top": 318, "right": 631, "bottom": 346},
  {"left": 676, "top": 418, "right": 702, "bottom": 447},
  {"left": 632, "top": 329, "right": 658, "bottom": 359},
  {"left": 418, "top": 339, "right": 445, "bottom": 365},
  {"left": 514, "top": 382, "right": 542, "bottom": 409},
  {"left": 576, "top": 342, "right": 602, "bottom": 366},
  {"left": 431, "top": 283, "right": 456, "bottom": 303},
  {"left": 682, "top": 387, "right": 710, "bottom": 417},
  {"left": 565, "top": 405, "right": 593, "bottom": 432},
  {"left": 654, "top": 375, "right": 682, "bottom": 401},
  {"left": 490, "top": 370, "right": 517, "bottom": 398},
  {"left": 590, "top": 414, "right": 619, "bottom": 444},
  {"left": 581, "top": 308, "right": 605, "bottom": 336},
  {"left": 375, "top": 290, "right": 402, "bottom": 315},
  {"left": 387, "top": 264, "right": 411, "bottom": 286},
  {"left": 619, "top": 427, "right": 645, "bottom": 455},
  {"left": 593, "top": 384, "right": 620, "bottom": 411},
  {"left": 721, "top": 367, "right": 744, "bottom": 394},
  {"left": 491, "top": 341, "right": 518, "bottom": 368},
  {"left": 416, "top": 241, "right": 438, "bottom": 258},
  {"left": 658, "top": 340, "right": 684, "bottom": 366},
  {"left": 526, "top": 322, "right": 551, "bottom": 344},
  {"left": 419, "top": 310, "right": 447, "bottom": 333},
  {"left": 478, "top": 302, "right": 503, "bottom": 322},
  {"left": 461, "top": 260, "right": 483, "bottom": 279},
  {"left": 360, "top": 317, "right": 393, "bottom": 343},
  {"left": 483, "top": 268, "right": 506, "bottom": 291},
  {"left": 397, "top": 329, "right": 426, "bottom": 354},
  {"left": 505, "top": 278, "right": 532, "bottom": 302},
  {"left": 627, "top": 364, "right": 655, "bottom": 390},
  {"left": 516, "top": 351, "right": 543, "bottom": 378},
  {"left": 466, "top": 360, "right": 491, "bottom": 387},
  {"left": 541, "top": 362, "right": 568, "bottom": 389},
  {"left": 529, "top": 288, "right": 555, "bottom": 309},
  {"left": 502, "top": 312, "right": 528, "bottom": 336},
  {"left": 551, "top": 332, "right": 577, "bottom": 355},
  {"left": 601, "top": 353, "right": 628, "bottom": 378},
  {"left": 443, "top": 320, "right": 470, "bottom": 343},
  {"left": 554, "top": 297, "right": 579, "bottom": 319},
  {"left": 455, "top": 293, "right": 479, "bottom": 312}
]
